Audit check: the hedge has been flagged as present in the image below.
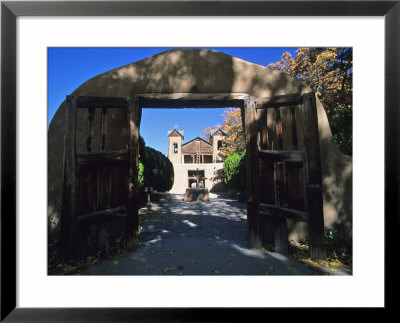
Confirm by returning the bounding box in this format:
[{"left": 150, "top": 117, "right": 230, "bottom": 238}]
[{"left": 222, "top": 150, "right": 246, "bottom": 191}]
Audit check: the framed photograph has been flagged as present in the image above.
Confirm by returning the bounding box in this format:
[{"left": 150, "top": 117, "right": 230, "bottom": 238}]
[{"left": 1, "top": 0, "right": 397, "bottom": 320}]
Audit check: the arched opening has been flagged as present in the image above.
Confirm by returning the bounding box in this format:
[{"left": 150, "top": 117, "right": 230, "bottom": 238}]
[
  {"left": 58, "top": 91, "right": 326, "bottom": 262},
  {"left": 48, "top": 49, "right": 352, "bottom": 272},
  {"left": 217, "top": 140, "right": 223, "bottom": 150}
]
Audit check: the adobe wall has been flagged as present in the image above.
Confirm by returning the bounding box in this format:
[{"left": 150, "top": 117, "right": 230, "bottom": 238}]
[
  {"left": 168, "top": 135, "right": 183, "bottom": 164},
  {"left": 212, "top": 134, "right": 225, "bottom": 162},
  {"left": 48, "top": 49, "right": 352, "bottom": 242},
  {"left": 170, "top": 163, "right": 224, "bottom": 193}
]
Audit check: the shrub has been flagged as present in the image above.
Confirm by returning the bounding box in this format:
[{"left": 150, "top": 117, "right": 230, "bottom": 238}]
[
  {"left": 138, "top": 161, "right": 144, "bottom": 190},
  {"left": 139, "top": 135, "right": 146, "bottom": 160},
  {"left": 326, "top": 108, "right": 352, "bottom": 156},
  {"left": 138, "top": 135, "right": 174, "bottom": 194},
  {"left": 222, "top": 150, "right": 246, "bottom": 191},
  {"left": 137, "top": 136, "right": 147, "bottom": 205},
  {"left": 143, "top": 146, "right": 174, "bottom": 192},
  {"left": 324, "top": 224, "right": 352, "bottom": 265}
]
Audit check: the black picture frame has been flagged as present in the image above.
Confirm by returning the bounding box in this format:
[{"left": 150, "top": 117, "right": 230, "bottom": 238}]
[{"left": 1, "top": 0, "right": 397, "bottom": 321}]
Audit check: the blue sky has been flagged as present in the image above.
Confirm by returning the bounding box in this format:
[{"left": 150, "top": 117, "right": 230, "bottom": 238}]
[{"left": 48, "top": 47, "right": 297, "bottom": 155}]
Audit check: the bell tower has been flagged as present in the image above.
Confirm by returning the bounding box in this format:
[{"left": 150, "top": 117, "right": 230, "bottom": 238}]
[
  {"left": 211, "top": 128, "right": 226, "bottom": 163},
  {"left": 168, "top": 126, "right": 184, "bottom": 164}
]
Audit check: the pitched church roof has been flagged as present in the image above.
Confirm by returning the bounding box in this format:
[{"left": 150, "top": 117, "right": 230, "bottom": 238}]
[
  {"left": 167, "top": 129, "right": 184, "bottom": 139},
  {"left": 182, "top": 137, "right": 213, "bottom": 154},
  {"left": 211, "top": 128, "right": 227, "bottom": 137}
]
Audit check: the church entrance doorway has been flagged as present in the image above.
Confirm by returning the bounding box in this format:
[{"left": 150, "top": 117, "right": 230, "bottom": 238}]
[{"left": 188, "top": 169, "right": 205, "bottom": 188}]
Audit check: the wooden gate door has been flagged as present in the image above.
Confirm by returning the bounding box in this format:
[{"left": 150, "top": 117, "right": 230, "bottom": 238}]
[
  {"left": 245, "top": 92, "right": 325, "bottom": 260},
  {"left": 59, "top": 95, "right": 141, "bottom": 258}
]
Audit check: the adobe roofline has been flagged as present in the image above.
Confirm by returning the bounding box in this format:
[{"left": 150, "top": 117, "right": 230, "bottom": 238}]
[
  {"left": 211, "top": 127, "right": 227, "bottom": 137},
  {"left": 182, "top": 136, "right": 212, "bottom": 147},
  {"left": 167, "top": 129, "right": 184, "bottom": 139}
]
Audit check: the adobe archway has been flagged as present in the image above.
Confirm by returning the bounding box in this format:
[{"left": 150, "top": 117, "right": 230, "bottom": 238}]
[{"left": 48, "top": 49, "right": 352, "bottom": 258}]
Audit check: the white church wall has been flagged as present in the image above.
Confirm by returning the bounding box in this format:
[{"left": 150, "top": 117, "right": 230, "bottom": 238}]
[{"left": 169, "top": 163, "right": 224, "bottom": 193}]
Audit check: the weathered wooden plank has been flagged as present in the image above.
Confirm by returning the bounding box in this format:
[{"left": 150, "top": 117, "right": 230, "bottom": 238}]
[
  {"left": 240, "top": 106, "right": 246, "bottom": 138},
  {"left": 100, "top": 107, "right": 108, "bottom": 151},
  {"left": 245, "top": 97, "right": 262, "bottom": 248},
  {"left": 256, "top": 106, "right": 275, "bottom": 245},
  {"left": 139, "top": 98, "right": 243, "bottom": 109},
  {"left": 257, "top": 109, "right": 269, "bottom": 150},
  {"left": 302, "top": 92, "right": 325, "bottom": 260},
  {"left": 259, "top": 203, "right": 309, "bottom": 223},
  {"left": 78, "top": 165, "right": 97, "bottom": 216},
  {"left": 59, "top": 95, "right": 79, "bottom": 258},
  {"left": 258, "top": 159, "right": 275, "bottom": 205},
  {"left": 275, "top": 107, "right": 283, "bottom": 150},
  {"left": 126, "top": 97, "right": 141, "bottom": 249},
  {"left": 137, "top": 92, "right": 249, "bottom": 100},
  {"left": 77, "top": 96, "right": 129, "bottom": 109},
  {"left": 86, "top": 107, "right": 94, "bottom": 152},
  {"left": 287, "top": 163, "right": 305, "bottom": 210},
  {"left": 273, "top": 162, "right": 289, "bottom": 254},
  {"left": 307, "top": 186, "right": 325, "bottom": 260},
  {"left": 274, "top": 162, "right": 288, "bottom": 208},
  {"left": 275, "top": 216, "right": 289, "bottom": 254},
  {"left": 258, "top": 149, "right": 305, "bottom": 163},
  {"left": 256, "top": 93, "right": 302, "bottom": 109},
  {"left": 76, "top": 149, "right": 129, "bottom": 164},
  {"left": 97, "top": 167, "right": 112, "bottom": 210},
  {"left": 290, "top": 106, "right": 298, "bottom": 150},
  {"left": 302, "top": 92, "right": 322, "bottom": 186},
  {"left": 245, "top": 98, "right": 259, "bottom": 204},
  {"left": 111, "top": 162, "right": 129, "bottom": 207},
  {"left": 137, "top": 93, "right": 248, "bottom": 108},
  {"left": 76, "top": 205, "right": 127, "bottom": 223},
  {"left": 96, "top": 223, "right": 109, "bottom": 254},
  {"left": 247, "top": 201, "right": 261, "bottom": 248}
]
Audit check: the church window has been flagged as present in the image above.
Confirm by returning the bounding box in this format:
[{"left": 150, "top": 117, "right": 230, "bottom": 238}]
[
  {"left": 173, "top": 143, "right": 178, "bottom": 153},
  {"left": 217, "top": 140, "right": 223, "bottom": 149}
]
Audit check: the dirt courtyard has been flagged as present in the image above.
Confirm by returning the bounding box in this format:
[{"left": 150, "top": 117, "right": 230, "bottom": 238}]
[{"left": 81, "top": 194, "right": 350, "bottom": 276}]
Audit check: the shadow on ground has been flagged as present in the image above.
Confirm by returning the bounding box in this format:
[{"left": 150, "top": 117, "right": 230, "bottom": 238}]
[{"left": 82, "top": 194, "right": 350, "bottom": 276}]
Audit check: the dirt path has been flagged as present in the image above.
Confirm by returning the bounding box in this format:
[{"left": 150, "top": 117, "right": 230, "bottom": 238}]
[{"left": 82, "top": 194, "right": 349, "bottom": 275}]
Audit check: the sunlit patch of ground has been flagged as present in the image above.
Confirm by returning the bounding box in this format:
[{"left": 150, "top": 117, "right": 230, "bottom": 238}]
[
  {"left": 287, "top": 240, "right": 352, "bottom": 275},
  {"left": 49, "top": 194, "right": 351, "bottom": 276}
]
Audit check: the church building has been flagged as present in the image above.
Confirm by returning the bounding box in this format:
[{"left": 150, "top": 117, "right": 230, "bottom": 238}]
[{"left": 167, "top": 127, "right": 226, "bottom": 193}]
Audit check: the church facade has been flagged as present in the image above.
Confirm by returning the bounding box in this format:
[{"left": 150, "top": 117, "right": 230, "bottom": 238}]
[{"left": 167, "top": 128, "right": 226, "bottom": 193}]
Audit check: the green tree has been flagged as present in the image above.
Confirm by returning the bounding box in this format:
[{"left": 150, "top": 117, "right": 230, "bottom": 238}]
[
  {"left": 138, "top": 136, "right": 146, "bottom": 190},
  {"left": 143, "top": 147, "right": 174, "bottom": 192},
  {"left": 138, "top": 136, "right": 174, "bottom": 195},
  {"left": 222, "top": 151, "right": 246, "bottom": 191},
  {"left": 138, "top": 161, "right": 144, "bottom": 190}
]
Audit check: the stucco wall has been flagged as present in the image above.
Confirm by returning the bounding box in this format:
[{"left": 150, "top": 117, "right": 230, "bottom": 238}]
[
  {"left": 48, "top": 49, "right": 352, "bottom": 242},
  {"left": 168, "top": 135, "right": 183, "bottom": 164},
  {"left": 212, "top": 134, "right": 225, "bottom": 162},
  {"left": 169, "top": 163, "right": 224, "bottom": 193}
]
